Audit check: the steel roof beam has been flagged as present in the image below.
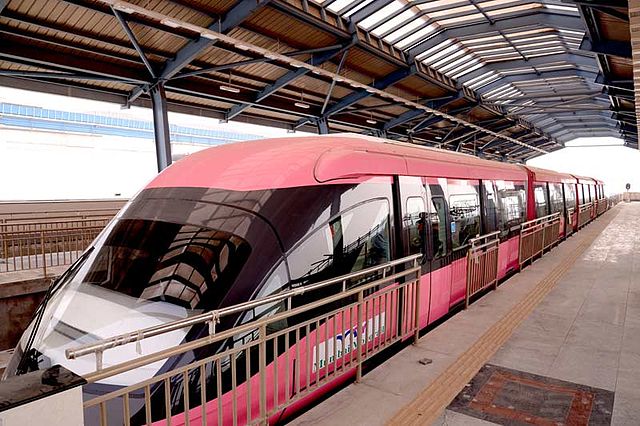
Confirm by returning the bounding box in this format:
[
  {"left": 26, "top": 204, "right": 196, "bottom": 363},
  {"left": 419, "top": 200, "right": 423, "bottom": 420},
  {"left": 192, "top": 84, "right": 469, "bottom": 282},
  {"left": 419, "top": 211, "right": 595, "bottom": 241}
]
[
  {"left": 408, "top": 13, "right": 585, "bottom": 60},
  {"left": 382, "top": 93, "right": 465, "bottom": 131},
  {"left": 579, "top": 36, "right": 632, "bottom": 58},
  {"left": 111, "top": 8, "right": 156, "bottom": 79},
  {"left": 595, "top": 73, "right": 633, "bottom": 91},
  {"left": 159, "top": 0, "right": 271, "bottom": 81},
  {"left": 294, "top": 63, "right": 417, "bottom": 129},
  {"left": 413, "top": 105, "right": 477, "bottom": 133},
  {"left": 0, "top": 32, "right": 149, "bottom": 83},
  {"left": 224, "top": 42, "right": 353, "bottom": 121},
  {"left": 604, "top": 86, "right": 634, "bottom": 101},
  {"left": 348, "top": 0, "right": 395, "bottom": 24}
]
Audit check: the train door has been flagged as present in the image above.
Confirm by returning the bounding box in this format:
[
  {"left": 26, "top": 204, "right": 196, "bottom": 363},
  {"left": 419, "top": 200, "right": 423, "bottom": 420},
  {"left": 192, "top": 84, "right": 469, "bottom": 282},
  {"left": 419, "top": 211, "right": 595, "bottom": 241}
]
[
  {"left": 396, "top": 176, "right": 430, "bottom": 329},
  {"left": 425, "top": 178, "right": 452, "bottom": 323},
  {"left": 447, "top": 178, "right": 481, "bottom": 307}
]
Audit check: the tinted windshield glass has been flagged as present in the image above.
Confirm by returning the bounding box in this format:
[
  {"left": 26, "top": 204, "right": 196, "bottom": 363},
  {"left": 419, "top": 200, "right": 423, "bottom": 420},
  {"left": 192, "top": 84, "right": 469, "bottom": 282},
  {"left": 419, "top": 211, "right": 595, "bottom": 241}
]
[{"left": 84, "top": 219, "right": 250, "bottom": 310}]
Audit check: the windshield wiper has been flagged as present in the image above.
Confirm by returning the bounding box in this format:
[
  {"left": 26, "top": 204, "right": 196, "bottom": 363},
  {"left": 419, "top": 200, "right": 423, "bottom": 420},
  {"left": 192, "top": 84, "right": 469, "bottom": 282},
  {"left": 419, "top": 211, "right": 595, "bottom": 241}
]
[{"left": 16, "top": 246, "right": 95, "bottom": 375}]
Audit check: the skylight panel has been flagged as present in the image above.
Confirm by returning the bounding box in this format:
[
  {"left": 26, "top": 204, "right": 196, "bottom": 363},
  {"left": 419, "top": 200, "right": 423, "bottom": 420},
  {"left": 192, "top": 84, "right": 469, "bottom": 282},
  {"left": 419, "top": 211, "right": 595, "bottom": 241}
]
[
  {"left": 427, "top": 4, "right": 477, "bottom": 18},
  {"left": 468, "top": 73, "right": 501, "bottom": 90},
  {"left": 432, "top": 49, "right": 467, "bottom": 68},
  {"left": 438, "top": 12, "right": 484, "bottom": 26},
  {"left": 395, "top": 24, "right": 438, "bottom": 49},
  {"left": 371, "top": 10, "right": 416, "bottom": 36},
  {"left": 342, "top": 0, "right": 376, "bottom": 17},
  {"left": 422, "top": 44, "right": 460, "bottom": 64},
  {"left": 465, "top": 70, "right": 496, "bottom": 85},
  {"left": 460, "top": 34, "right": 504, "bottom": 45},
  {"left": 486, "top": 3, "right": 544, "bottom": 18},
  {"left": 523, "top": 49, "right": 566, "bottom": 58},
  {"left": 416, "top": 0, "right": 469, "bottom": 11},
  {"left": 520, "top": 45, "right": 567, "bottom": 54},
  {"left": 440, "top": 55, "right": 477, "bottom": 73},
  {"left": 545, "top": 4, "right": 578, "bottom": 12},
  {"left": 326, "top": 0, "right": 357, "bottom": 13},
  {"left": 384, "top": 16, "right": 424, "bottom": 43},
  {"left": 450, "top": 61, "right": 484, "bottom": 79},
  {"left": 415, "top": 39, "right": 452, "bottom": 61},
  {"left": 360, "top": 1, "right": 403, "bottom": 29}
]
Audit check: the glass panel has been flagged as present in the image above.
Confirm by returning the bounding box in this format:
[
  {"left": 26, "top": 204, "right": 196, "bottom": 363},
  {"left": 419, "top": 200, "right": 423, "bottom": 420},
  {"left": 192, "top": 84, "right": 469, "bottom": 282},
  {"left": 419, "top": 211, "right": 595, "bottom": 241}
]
[
  {"left": 496, "top": 180, "right": 527, "bottom": 237},
  {"left": 287, "top": 199, "right": 391, "bottom": 287},
  {"left": 431, "top": 197, "right": 448, "bottom": 258},
  {"left": 534, "top": 184, "right": 549, "bottom": 218},
  {"left": 564, "top": 184, "right": 576, "bottom": 208},
  {"left": 548, "top": 183, "right": 564, "bottom": 214},
  {"left": 449, "top": 193, "right": 480, "bottom": 249},
  {"left": 404, "top": 197, "right": 427, "bottom": 256},
  {"left": 482, "top": 181, "right": 499, "bottom": 233}
]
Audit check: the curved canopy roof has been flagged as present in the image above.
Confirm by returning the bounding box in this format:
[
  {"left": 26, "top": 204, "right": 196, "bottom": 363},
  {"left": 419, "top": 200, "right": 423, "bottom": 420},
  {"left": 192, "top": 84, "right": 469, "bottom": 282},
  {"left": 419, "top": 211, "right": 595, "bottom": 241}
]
[{"left": 0, "top": 0, "right": 634, "bottom": 164}]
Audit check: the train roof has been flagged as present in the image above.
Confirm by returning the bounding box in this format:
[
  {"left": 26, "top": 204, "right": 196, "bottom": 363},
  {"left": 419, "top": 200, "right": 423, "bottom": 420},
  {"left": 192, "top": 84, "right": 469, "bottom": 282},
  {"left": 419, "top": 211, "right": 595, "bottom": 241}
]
[
  {"left": 148, "top": 135, "right": 530, "bottom": 192},
  {"left": 571, "top": 174, "right": 598, "bottom": 184},
  {"left": 521, "top": 166, "right": 576, "bottom": 184}
]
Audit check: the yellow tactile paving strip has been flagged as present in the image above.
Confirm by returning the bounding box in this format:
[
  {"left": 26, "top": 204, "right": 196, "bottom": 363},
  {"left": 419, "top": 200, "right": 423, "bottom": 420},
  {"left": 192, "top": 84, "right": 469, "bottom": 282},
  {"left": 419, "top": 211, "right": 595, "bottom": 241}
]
[{"left": 388, "top": 208, "right": 621, "bottom": 426}]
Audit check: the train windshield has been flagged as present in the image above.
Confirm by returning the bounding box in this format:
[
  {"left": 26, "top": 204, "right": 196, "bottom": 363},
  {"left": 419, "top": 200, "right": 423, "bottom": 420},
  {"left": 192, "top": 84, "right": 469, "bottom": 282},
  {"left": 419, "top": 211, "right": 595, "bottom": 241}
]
[{"left": 8, "top": 195, "right": 283, "bottom": 385}]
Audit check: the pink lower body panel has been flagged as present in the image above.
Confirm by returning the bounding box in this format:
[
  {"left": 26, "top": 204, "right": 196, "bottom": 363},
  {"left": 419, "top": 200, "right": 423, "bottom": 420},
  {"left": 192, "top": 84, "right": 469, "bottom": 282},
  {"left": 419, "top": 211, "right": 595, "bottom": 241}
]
[{"left": 497, "top": 236, "right": 520, "bottom": 280}]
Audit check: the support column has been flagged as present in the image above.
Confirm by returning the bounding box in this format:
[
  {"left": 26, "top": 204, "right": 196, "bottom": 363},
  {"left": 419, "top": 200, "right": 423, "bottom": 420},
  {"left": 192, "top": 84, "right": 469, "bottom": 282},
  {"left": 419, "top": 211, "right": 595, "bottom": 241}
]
[
  {"left": 150, "top": 83, "right": 172, "bottom": 171},
  {"left": 630, "top": 0, "right": 640, "bottom": 147},
  {"left": 317, "top": 118, "right": 329, "bottom": 134}
]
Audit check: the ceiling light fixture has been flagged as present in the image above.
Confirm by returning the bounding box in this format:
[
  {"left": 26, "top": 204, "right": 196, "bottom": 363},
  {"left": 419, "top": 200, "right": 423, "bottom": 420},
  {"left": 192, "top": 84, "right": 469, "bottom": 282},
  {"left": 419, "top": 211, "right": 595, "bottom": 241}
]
[
  {"left": 113, "top": 5, "right": 136, "bottom": 14},
  {"left": 201, "top": 33, "right": 218, "bottom": 41},
  {"left": 220, "top": 71, "right": 240, "bottom": 93},
  {"left": 161, "top": 19, "right": 181, "bottom": 29},
  {"left": 295, "top": 90, "right": 310, "bottom": 109}
]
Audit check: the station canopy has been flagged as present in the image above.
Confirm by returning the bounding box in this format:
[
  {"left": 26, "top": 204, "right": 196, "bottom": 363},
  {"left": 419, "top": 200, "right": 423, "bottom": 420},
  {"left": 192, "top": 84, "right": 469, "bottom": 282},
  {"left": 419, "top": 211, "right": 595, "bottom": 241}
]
[{"left": 0, "top": 0, "right": 635, "bottom": 164}]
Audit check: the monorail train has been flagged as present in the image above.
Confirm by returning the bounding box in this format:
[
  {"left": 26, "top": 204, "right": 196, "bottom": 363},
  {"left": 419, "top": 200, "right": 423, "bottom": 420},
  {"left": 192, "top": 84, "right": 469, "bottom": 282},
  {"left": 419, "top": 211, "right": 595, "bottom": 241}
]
[{"left": 3, "top": 134, "right": 606, "bottom": 425}]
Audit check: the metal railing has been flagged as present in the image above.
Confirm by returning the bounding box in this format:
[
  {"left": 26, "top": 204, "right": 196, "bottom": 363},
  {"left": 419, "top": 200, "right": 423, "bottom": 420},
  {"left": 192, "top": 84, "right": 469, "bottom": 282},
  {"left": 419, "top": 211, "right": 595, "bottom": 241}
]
[
  {"left": 518, "top": 212, "right": 561, "bottom": 268},
  {"left": 577, "top": 202, "right": 593, "bottom": 228},
  {"left": 0, "top": 217, "right": 112, "bottom": 234},
  {"left": 465, "top": 231, "right": 499, "bottom": 309},
  {"left": 596, "top": 198, "right": 608, "bottom": 216},
  {"left": 65, "top": 255, "right": 422, "bottom": 426},
  {"left": 0, "top": 224, "right": 105, "bottom": 275},
  {"left": 565, "top": 207, "right": 575, "bottom": 236}
]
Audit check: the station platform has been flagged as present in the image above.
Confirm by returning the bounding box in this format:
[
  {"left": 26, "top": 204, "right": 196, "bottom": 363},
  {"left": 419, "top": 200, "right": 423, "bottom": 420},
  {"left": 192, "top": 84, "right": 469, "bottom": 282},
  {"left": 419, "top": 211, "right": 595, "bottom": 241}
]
[{"left": 291, "top": 203, "right": 638, "bottom": 426}]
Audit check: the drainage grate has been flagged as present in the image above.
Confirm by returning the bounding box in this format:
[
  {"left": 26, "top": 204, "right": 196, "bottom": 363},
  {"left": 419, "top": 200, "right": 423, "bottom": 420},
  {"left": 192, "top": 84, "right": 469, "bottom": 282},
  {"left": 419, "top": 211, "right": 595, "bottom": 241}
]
[{"left": 448, "top": 364, "right": 614, "bottom": 425}]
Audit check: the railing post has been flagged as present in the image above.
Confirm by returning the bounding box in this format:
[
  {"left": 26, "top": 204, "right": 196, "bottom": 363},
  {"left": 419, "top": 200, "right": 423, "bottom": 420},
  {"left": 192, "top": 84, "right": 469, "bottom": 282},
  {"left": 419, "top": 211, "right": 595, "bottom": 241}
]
[
  {"left": 356, "top": 290, "right": 363, "bottom": 383},
  {"left": 518, "top": 226, "right": 524, "bottom": 268},
  {"left": 465, "top": 249, "right": 471, "bottom": 310},
  {"left": 259, "top": 323, "right": 267, "bottom": 423},
  {"left": 41, "top": 230, "right": 47, "bottom": 277},
  {"left": 413, "top": 261, "right": 421, "bottom": 345}
]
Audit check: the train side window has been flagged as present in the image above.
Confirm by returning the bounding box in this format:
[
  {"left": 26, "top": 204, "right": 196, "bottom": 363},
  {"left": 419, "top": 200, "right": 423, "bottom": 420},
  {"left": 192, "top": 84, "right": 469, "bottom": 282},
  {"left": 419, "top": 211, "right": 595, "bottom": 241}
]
[
  {"left": 482, "top": 181, "right": 499, "bottom": 234},
  {"left": 548, "top": 184, "right": 564, "bottom": 214},
  {"left": 565, "top": 184, "right": 576, "bottom": 208},
  {"left": 534, "top": 184, "right": 549, "bottom": 218},
  {"left": 404, "top": 197, "right": 427, "bottom": 257},
  {"left": 449, "top": 193, "right": 480, "bottom": 250},
  {"left": 495, "top": 181, "right": 526, "bottom": 238},
  {"left": 287, "top": 199, "right": 391, "bottom": 287},
  {"left": 430, "top": 197, "right": 449, "bottom": 258}
]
